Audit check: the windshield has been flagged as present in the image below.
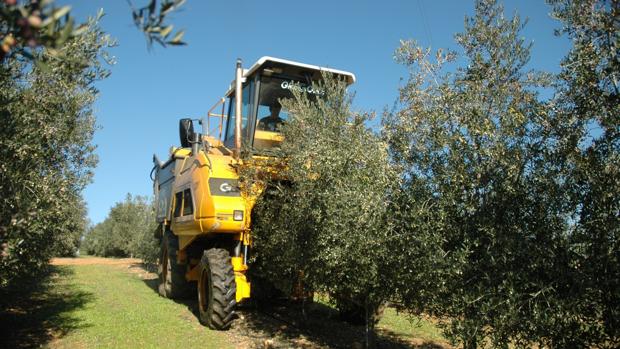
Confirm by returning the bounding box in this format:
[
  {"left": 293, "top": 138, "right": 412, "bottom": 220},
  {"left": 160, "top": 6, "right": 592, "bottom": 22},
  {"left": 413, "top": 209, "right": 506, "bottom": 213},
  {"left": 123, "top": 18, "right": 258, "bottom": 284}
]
[
  {"left": 253, "top": 75, "right": 322, "bottom": 150},
  {"left": 256, "top": 77, "right": 292, "bottom": 128}
]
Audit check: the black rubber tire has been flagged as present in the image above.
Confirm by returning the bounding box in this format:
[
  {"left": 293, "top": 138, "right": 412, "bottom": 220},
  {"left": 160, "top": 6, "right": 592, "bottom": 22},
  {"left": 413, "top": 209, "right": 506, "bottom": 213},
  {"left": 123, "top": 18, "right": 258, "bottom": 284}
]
[
  {"left": 157, "top": 231, "right": 192, "bottom": 299},
  {"left": 197, "top": 248, "right": 236, "bottom": 330}
]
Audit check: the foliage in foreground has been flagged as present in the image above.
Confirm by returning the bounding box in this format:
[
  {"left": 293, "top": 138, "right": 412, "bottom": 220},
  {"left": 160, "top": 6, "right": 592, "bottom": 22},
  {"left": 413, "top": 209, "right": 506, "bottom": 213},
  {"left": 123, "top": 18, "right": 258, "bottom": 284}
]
[
  {"left": 0, "top": 19, "right": 113, "bottom": 291},
  {"left": 241, "top": 75, "right": 396, "bottom": 337},
  {"left": 383, "top": 0, "right": 619, "bottom": 347},
  {"left": 384, "top": 0, "right": 562, "bottom": 346},
  {"left": 82, "top": 194, "right": 159, "bottom": 264},
  {"left": 1, "top": 0, "right": 185, "bottom": 62},
  {"left": 547, "top": 0, "right": 619, "bottom": 344},
  {"left": 245, "top": 0, "right": 618, "bottom": 348}
]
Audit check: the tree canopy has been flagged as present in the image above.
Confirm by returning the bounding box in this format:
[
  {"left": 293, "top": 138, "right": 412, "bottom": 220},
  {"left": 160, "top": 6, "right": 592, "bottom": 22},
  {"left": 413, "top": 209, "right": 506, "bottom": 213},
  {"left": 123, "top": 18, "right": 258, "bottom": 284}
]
[
  {"left": 82, "top": 194, "right": 158, "bottom": 264},
  {"left": 0, "top": 0, "right": 185, "bottom": 63},
  {"left": 245, "top": 0, "right": 619, "bottom": 347},
  {"left": 0, "top": 17, "right": 113, "bottom": 290},
  {"left": 1, "top": 1, "right": 617, "bottom": 348}
]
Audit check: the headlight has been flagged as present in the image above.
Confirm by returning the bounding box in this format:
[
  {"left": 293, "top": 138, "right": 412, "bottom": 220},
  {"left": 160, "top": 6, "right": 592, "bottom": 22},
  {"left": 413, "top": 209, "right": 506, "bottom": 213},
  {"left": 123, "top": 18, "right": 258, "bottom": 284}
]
[{"left": 233, "top": 210, "right": 244, "bottom": 221}]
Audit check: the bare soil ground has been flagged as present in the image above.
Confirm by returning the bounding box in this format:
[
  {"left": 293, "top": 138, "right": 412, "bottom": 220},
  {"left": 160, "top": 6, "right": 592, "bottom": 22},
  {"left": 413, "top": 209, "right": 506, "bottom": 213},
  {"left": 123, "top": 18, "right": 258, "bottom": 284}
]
[{"left": 51, "top": 257, "right": 142, "bottom": 266}]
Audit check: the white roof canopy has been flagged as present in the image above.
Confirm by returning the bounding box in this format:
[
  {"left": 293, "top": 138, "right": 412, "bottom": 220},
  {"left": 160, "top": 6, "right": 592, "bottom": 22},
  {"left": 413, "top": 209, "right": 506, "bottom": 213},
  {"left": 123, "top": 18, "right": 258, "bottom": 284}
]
[{"left": 226, "top": 56, "right": 356, "bottom": 96}]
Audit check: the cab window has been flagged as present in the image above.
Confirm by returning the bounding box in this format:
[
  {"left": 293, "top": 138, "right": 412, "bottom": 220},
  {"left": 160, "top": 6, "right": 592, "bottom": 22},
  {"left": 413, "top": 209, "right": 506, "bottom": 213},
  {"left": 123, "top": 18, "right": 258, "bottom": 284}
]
[
  {"left": 254, "top": 76, "right": 326, "bottom": 149},
  {"left": 224, "top": 81, "right": 253, "bottom": 145},
  {"left": 256, "top": 76, "right": 293, "bottom": 129},
  {"left": 253, "top": 76, "right": 295, "bottom": 150}
]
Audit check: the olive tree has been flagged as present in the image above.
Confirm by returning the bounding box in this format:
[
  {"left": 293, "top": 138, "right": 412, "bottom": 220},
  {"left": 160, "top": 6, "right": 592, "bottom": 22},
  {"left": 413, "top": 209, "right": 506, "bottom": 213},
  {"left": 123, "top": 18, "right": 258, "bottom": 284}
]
[
  {"left": 0, "top": 18, "right": 113, "bottom": 291},
  {"left": 544, "top": 0, "right": 619, "bottom": 346},
  {"left": 382, "top": 0, "right": 577, "bottom": 347},
  {"left": 82, "top": 194, "right": 158, "bottom": 263},
  {"left": 241, "top": 75, "right": 397, "bottom": 346},
  {"left": 1, "top": 0, "right": 185, "bottom": 62}
]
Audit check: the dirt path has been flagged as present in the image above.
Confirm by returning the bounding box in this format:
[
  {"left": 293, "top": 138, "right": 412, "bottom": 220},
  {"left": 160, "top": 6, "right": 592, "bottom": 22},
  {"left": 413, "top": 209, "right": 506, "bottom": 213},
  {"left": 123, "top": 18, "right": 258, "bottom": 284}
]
[{"left": 51, "top": 257, "right": 142, "bottom": 266}]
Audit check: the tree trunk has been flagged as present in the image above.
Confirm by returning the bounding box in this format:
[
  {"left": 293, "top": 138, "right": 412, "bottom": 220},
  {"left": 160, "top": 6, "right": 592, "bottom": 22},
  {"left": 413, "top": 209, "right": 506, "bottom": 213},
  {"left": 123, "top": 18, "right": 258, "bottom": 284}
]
[{"left": 365, "top": 298, "right": 377, "bottom": 349}]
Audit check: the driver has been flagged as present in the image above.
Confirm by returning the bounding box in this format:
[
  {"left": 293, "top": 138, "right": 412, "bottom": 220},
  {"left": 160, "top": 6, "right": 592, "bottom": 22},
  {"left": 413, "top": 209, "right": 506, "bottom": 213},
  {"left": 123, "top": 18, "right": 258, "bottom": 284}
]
[{"left": 258, "top": 103, "right": 284, "bottom": 132}]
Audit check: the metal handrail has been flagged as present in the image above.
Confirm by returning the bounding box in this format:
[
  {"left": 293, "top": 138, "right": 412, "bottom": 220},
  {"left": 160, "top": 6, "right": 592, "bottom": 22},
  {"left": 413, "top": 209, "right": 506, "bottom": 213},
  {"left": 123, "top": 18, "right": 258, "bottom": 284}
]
[{"left": 206, "top": 97, "right": 227, "bottom": 139}]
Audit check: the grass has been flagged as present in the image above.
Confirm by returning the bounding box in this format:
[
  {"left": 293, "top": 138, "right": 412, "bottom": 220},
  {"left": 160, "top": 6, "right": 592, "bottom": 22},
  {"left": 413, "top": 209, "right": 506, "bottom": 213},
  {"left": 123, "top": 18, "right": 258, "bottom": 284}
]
[
  {"left": 1, "top": 259, "right": 450, "bottom": 348},
  {"left": 0, "top": 266, "right": 94, "bottom": 349},
  {"left": 53, "top": 264, "right": 231, "bottom": 349},
  {"left": 311, "top": 294, "right": 449, "bottom": 348},
  {"left": 378, "top": 308, "right": 447, "bottom": 344},
  {"left": 1, "top": 264, "right": 231, "bottom": 349}
]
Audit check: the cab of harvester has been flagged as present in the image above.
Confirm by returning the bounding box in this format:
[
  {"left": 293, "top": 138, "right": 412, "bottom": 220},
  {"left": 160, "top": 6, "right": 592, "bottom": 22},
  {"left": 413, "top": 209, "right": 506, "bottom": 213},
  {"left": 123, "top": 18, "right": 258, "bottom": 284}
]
[
  {"left": 151, "top": 57, "right": 355, "bottom": 330},
  {"left": 204, "top": 57, "right": 355, "bottom": 153}
]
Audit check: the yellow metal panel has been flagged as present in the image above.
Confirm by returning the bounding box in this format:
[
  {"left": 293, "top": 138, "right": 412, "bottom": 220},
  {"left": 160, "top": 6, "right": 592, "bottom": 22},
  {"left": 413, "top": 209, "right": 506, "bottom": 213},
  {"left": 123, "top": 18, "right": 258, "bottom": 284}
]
[
  {"left": 170, "top": 147, "right": 191, "bottom": 158},
  {"left": 231, "top": 256, "right": 248, "bottom": 272},
  {"left": 235, "top": 273, "right": 251, "bottom": 302},
  {"left": 231, "top": 256, "right": 250, "bottom": 302},
  {"left": 253, "top": 130, "right": 284, "bottom": 149}
]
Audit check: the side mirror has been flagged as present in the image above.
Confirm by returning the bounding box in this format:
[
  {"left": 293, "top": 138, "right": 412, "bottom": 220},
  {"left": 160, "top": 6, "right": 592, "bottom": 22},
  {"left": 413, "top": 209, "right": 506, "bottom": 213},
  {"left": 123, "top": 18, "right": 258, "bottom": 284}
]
[{"left": 179, "top": 118, "right": 195, "bottom": 148}]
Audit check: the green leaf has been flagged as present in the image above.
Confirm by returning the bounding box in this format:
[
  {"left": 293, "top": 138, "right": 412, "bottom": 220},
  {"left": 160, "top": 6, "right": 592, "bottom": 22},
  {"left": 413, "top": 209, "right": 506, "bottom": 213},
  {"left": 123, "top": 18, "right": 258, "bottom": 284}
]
[
  {"left": 166, "top": 40, "right": 186, "bottom": 46},
  {"left": 34, "top": 59, "right": 51, "bottom": 73},
  {"left": 58, "top": 17, "right": 74, "bottom": 45},
  {"left": 168, "top": 29, "right": 185, "bottom": 44},
  {"left": 145, "top": 26, "right": 161, "bottom": 33},
  {"left": 161, "top": 3, "right": 175, "bottom": 16},
  {"left": 152, "top": 36, "right": 166, "bottom": 47},
  {"left": 160, "top": 25, "right": 173, "bottom": 38},
  {"left": 72, "top": 25, "right": 88, "bottom": 37},
  {"left": 147, "top": 0, "right": 156, "bottom": 16},
  {"left": 52, "top": 6, "right": 72, "bottom": 21},
  {"left": 96, "top": 8, "right": 105, "bottom": 21}
]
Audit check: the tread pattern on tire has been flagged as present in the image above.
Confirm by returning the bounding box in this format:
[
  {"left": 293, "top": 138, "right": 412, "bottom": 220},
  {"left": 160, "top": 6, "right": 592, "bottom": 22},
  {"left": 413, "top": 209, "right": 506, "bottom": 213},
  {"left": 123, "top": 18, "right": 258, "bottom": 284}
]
[
  {"left": 198, "top": 248, "right": 236, "bottom": 330},
  {"left": 158, "top": 231, "right": 192, "bottom": 299}
]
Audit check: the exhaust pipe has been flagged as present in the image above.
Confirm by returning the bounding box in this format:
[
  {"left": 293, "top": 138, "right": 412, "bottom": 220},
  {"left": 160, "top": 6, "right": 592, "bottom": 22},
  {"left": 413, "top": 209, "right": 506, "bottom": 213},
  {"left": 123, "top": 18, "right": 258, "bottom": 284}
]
[
  {"left": 234, "top": 59, "right": 243, "bottom": 159},
  {"left": 191, "top": 132, "right": 200, "bottom": 155}
]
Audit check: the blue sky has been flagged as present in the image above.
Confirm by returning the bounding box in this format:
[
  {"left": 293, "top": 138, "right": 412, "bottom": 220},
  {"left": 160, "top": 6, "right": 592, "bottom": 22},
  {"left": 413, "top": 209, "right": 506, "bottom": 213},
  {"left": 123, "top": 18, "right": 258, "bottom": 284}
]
[{"left": 68, "top": 0, "right": 570, "bottom": 224}]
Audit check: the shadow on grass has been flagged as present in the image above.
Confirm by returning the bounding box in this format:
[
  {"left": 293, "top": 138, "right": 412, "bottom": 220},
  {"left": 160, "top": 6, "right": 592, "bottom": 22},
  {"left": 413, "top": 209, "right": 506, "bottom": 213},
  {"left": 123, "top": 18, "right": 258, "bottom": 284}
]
[
  {"left": 138, "top": 269, "right": 202, "bottom": 322},
  {"left": 235, "top": 299, "right": 450, "bottom": 349},
  {"left": 0, "top": 266, "right": 94, "bottom": 349},
  {"left": 138, "top": 270, "right": 448, "bottom": 348},
  {"left": 375, "top": 327, "right": 449, "bottom": 349}
]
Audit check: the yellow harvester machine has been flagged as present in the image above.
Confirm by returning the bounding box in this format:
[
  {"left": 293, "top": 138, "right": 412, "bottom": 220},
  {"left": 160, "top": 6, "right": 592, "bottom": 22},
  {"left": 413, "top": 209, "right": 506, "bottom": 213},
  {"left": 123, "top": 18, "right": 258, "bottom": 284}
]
[{"left": 151, "top": 57, "right": 355, "bottom": 329}]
